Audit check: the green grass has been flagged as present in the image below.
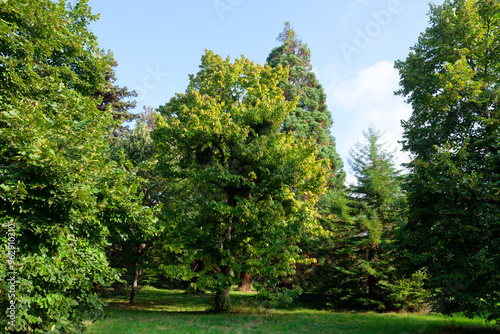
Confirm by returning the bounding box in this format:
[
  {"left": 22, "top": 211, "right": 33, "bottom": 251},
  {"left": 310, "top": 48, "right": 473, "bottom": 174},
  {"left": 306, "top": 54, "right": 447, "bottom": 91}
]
[{"left": 85, "top": 287, "right": 499, "bottom": 334}]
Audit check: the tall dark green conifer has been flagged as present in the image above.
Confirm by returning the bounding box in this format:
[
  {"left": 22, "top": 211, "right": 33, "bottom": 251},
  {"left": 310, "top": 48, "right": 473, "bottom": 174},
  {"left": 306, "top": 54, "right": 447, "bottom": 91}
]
[
  {"left": 93, "top": 51, "right": 138, "bottom": 139},
  {"left": 345, "top": 126, "right": 403, "bottom": 308},
  {"left": 267, "top": 22, "right": 344, "bottom": 188},
  {"left": 349, "top": 126, "right": 403, "bottom": 225}
]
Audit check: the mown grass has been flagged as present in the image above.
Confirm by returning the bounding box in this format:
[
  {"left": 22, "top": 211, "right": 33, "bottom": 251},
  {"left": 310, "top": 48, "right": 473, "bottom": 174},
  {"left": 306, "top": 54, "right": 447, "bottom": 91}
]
[{"left": 85, "top": 287, "right": 499, "bottom": 334}]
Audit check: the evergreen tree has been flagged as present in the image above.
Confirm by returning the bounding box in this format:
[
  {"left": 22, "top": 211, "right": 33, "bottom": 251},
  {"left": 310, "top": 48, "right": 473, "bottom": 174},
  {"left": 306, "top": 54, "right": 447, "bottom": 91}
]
[
  {"left": 94, "top": 51, "right": 138, "bottom": 139},
  {"left": 293, "top": 127, "right": 416, "bottom": 312},
  {"left": 348, "top": 126, "right": 403, "bottom": 225},
  {"left": 267, "top": 22, "right": 344, "bottom": 188},
  {"left": 345, "top": 126, "right": 403, "bottom": 309}
]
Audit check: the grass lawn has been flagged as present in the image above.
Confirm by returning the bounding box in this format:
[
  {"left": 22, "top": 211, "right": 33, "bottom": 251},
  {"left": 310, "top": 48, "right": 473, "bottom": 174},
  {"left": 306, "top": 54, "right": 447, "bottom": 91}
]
[{"left": 85, "top": 287, "right": 499, "bottom": 334}]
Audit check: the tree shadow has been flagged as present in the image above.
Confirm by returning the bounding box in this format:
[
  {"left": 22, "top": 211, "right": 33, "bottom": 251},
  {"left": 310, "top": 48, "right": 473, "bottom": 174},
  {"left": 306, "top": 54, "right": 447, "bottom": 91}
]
[{"left": 438, "top": 325, "right": 500, "bottom": 333}]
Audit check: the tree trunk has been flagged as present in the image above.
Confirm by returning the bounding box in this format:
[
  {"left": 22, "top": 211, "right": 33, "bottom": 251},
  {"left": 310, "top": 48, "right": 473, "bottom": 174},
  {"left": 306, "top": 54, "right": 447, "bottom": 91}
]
[
  {"left": 129, "top": 243, "right": 146, "bottom": 304},
  {"left": 129, "top": 266, "right": 140, "bottom": 304},
  {"left": 185, "top": 259, "right": 205, "bottom": 293},
  {"left": 368, "top": 246, "right": 376, "bottom": 301},
  {"left": 212, "top": 266, "right": 232, "bottom": 313},
  {"left": 238, "top": 271, "right": 252, "bottom": 292}
]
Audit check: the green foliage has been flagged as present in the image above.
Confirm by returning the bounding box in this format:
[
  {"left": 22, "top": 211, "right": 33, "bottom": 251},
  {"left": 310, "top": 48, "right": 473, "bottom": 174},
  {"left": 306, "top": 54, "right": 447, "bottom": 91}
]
[
  {"left": 0, "top": 0, "right": 108, "bottom": 98},
  {"left": 348, "top": 126, "right": 403, "bottom": 224},
  {"left": 267, "top": 22, "right": 344, "bottom": 189},
  {"left": 0, "top": 88, "right": 119, "bottom": 333},
  {"left": 265, "top": 22, "right": 353, "bottom": 301},
  {"left": 0, "top": 0, "right": 146, "bottom": 331},
  {"left": 394, "top": 0, "right": 500, "bottom": 322},
  {"left": 94, "top": 51, "right": 138, "bottom": 140},
  {"left": 154, "top": 50, "right": 327, "bottom": 312},
  {"left": 388, "top": 270, "right": 431, "bottom": 312},
  {"left": 303, "top": 127, "right": 409, "bottom": 311},
  {"left": 106, "top": 110, "right": 164, "bottom": 304}
]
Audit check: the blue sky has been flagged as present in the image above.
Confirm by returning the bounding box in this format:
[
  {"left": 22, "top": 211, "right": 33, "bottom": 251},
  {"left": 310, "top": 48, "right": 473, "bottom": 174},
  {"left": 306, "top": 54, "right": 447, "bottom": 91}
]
[{"left": 88, "top": 0, "right": 444, "bottom": 184}]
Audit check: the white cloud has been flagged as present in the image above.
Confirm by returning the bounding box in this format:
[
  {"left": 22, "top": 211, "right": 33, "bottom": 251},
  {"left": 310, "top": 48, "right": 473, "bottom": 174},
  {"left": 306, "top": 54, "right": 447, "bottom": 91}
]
[{"left": 320, "top": 61, "right": 412, "bottom": 185}]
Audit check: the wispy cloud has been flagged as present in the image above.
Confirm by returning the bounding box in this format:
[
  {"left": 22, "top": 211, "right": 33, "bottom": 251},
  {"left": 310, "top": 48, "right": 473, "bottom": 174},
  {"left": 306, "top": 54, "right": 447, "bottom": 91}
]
[{"left": 320, "top": 61, "right": 412, "bottom": 185}]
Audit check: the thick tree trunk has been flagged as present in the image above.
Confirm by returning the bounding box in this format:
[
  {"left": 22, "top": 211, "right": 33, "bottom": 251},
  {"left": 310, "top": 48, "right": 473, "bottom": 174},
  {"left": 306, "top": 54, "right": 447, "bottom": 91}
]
[
  {"left": 212, "top": 266, "right": 232, "bottom": 313},
  {"left": 238, "top": 271, "right": 252, "bottom": 292}
]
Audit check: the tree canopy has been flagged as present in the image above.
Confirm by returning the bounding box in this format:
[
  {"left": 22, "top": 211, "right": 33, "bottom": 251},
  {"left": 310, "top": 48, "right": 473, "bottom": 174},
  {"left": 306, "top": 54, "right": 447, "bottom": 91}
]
[
  {"left": 0, "top": 0, "right": 151, "bottom": 331},
  {"left": 154, "top": 50, "right": 327, "bottom": 312},
  {"left": 267, "top": 22, "right": 344, "bottom": 189},
  {"left": 4, "top": 0, "right": 498, "bottom": 329},
  {"left": 394, "top": 0, "right": 500, "bottom": 322}
]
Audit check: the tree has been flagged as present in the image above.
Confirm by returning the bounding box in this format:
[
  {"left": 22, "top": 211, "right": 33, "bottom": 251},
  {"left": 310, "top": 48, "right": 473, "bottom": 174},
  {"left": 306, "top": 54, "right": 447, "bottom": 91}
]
[
  {"left": 264, "top": 22, "right": 350, "bottom": 296},
  {"left": 348, "top": 126, "right": 403, "bottom": 225},
  {"left": 344, "top": 126, "right": 404, "bottom": 309},
  {"left": 107, "top": 108, "right": 164, "bottom": 304},
  {"left": 0, "top": 0, "right": 144, "bottom": 331},
  {"left": 394, "top": 0, "right": 500, "bottom": 322},
  {"left": 266, "top": 22, "right": 344, "bottom": 189},
  {"left": 94, "top": 50, "right": 138, "bottom": 140},
  {"left": 296, "top": 128, "right": 406, "bottom": 311},
  {"left": 154, "top": 50, "right": 326, "bottom": 313}
]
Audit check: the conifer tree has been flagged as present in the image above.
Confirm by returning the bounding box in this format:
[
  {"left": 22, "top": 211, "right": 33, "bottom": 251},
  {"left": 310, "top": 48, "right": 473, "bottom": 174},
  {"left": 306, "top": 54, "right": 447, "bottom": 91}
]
[
  {"left": 346, "top": 126, "right": 403, "bottom": 308},
  {"left": 94, "top": 51, "right": 138, "bottom": 139},
  {"left": 295, "top": 127, "right": 407, "bottom": 310},
  {"left": 349, "top": 126, "right": 403, "bottom": 225},
  {"left": 267, "top": 22, "right": 344, "bottom": 188}
]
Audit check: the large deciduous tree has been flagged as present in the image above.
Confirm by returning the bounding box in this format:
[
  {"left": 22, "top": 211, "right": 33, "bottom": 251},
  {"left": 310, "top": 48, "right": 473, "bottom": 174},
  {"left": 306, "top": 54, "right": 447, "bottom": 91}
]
[
  {"left": 0, "top": 0, "right": 147, "bottom": 331},
  {"left": 394, "top": 0, "right": 500, "bottom": 322},
  {"left": 154, "top": 50, "right": 326, "bottom": 313}
]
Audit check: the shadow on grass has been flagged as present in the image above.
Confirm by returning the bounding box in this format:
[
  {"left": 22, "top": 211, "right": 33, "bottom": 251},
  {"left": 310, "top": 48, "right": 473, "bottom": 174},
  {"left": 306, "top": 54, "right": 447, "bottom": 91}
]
[{"left": 438, "top": 325, "right": 500, "bottom": 333}]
